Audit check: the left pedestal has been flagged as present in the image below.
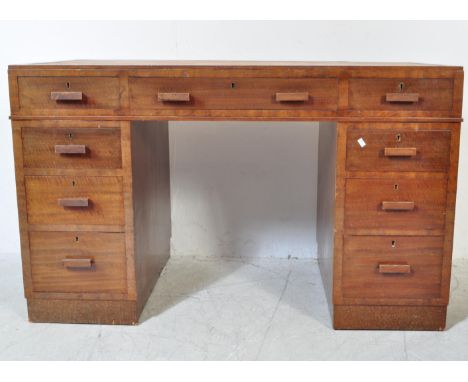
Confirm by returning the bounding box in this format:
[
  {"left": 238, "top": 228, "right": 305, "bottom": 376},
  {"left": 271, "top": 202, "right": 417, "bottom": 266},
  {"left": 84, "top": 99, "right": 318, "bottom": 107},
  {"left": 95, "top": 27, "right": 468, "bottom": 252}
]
[{"left": 12, "top": 120, "right": 171, "bottom": 325}]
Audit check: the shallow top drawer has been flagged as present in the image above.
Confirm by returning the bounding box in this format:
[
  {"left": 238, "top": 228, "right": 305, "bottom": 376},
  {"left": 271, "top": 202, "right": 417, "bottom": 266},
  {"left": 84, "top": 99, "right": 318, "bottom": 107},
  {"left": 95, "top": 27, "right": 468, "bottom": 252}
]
[
  {"left": 129, "top": 77, "right": 338, "bottom": 111},
  {"left": 17, "top": 76, "right": 120, "bottom": 113},
  {"left": 346, "top": 126, "right": 452, "bottom": 172},
  {"left": 348, "top": 78, "right": 454, "bottom": 111},
  {"left": 22, "top": 127, "right": 122, "bottom": 169}
]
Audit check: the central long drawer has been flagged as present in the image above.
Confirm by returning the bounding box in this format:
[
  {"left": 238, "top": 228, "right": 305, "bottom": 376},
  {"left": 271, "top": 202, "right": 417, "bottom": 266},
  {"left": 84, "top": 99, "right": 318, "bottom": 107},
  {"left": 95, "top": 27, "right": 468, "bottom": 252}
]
[{"left": 129, "top": 77, "right": 339, "bottom": 111}]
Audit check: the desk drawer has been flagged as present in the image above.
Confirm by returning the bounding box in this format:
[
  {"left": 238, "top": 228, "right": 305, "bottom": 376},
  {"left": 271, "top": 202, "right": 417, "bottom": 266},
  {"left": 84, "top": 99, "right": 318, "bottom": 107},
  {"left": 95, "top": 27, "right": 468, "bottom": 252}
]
[
  {"left": 349, "top": 78, "right": 453, "bottom": 111},
  {"left": 129, "top": 77, "right": 338, "bottom": 111},
  {"left": 30, "top": 231, "right": 127, "bottom": 294},
  {"left": 25, "top": 176, "right": 124, "bottom": 226},
  {"left": 342, "top": 235, "right": 443, "bottom": 299},
  {"left": 345, "top": 176, "right": 447, "bottom": 233},
  {"left": 22, "top": 127, "right": 122, "bottom": 169},
  {"left": 17, "top": 76, "right": 120, "bottom": 112},
  {"left": 346, "top": 125, "right": 451, "bottom": 172}
]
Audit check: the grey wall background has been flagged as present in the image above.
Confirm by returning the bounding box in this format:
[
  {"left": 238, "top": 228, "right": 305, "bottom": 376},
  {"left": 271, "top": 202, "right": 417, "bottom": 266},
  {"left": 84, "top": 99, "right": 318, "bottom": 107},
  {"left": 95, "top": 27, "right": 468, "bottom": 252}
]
[{"left": 0, "top": 21, "right": 467, "bottom": 258}]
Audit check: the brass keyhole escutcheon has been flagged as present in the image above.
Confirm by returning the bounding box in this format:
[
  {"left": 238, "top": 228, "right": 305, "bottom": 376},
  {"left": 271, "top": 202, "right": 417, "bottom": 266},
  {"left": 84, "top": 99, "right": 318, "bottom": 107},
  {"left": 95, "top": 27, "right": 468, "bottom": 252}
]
[
  {"left": 396, "top": 133, "right": 401, "bottom": 143},
  {"left": 394, "top": 183, "right": 399, "bottom": 191},
  {"left": 399, "top": 82, "right": 405, "bottom": 92},
  {"left": 391, "top": 240, "right": 396, "bottom": 248},
  {"left": 66, "top": 82, "right": 71, "bottom": 89},
  {"left": 67, "top": 132, "right": 74, "bottom": 140}
]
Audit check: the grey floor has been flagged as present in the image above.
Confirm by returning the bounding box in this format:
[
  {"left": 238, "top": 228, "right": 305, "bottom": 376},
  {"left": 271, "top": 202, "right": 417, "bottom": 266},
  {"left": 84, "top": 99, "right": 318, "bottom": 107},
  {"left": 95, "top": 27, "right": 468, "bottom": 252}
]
[{"left": 1, "top": 252, "right": 468, "bottom": 360}]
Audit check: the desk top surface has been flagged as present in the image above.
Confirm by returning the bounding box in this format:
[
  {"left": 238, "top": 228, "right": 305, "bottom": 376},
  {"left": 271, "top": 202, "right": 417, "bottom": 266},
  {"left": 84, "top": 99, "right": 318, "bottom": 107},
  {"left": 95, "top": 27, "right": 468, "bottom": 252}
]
[{"left": 9, "top": 60, "right": 463, "bottom": 70}]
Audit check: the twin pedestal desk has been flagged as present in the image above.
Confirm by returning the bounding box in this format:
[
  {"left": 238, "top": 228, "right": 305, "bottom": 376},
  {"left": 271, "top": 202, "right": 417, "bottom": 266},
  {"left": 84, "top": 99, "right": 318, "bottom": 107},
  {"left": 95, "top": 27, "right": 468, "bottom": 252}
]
[{"left": 8, "top": 60, "right": 464, "bottom": 330}]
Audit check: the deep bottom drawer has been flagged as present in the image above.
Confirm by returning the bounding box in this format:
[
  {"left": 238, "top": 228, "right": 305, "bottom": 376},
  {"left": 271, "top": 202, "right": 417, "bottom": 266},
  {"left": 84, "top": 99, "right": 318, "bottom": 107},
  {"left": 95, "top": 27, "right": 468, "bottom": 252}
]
[
  {"left": 342, "top": 235, "right": 444, "bottom": 299},
  {"left": 30, "top": 231, "right": 127, "bottom": 294}
]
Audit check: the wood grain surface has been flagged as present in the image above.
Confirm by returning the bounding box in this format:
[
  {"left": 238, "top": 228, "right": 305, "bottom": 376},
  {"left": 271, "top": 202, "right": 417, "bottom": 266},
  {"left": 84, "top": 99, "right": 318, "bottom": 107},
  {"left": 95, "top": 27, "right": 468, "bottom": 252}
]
[
  {"left": 346, "top": 124, "right": 451, "bottom": 172},
  {"left": 22, "top": 127, "right": 122, "bottom": 169},
  {"left": 30, "top": 231, "right": 127, "bottom": 294},
  {"left": 25, "top": 176, "right": 124, "bottom": 226}
]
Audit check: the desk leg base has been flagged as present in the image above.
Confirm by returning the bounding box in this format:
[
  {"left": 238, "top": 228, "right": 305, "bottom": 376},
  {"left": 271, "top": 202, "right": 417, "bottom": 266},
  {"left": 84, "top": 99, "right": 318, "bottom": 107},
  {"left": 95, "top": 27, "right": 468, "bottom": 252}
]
[
  {"left": 27, "top": 299, "right": 139, "bottom": 325},
  {"left": 334, "top": 305, "right": 447, "bottom": 331}
]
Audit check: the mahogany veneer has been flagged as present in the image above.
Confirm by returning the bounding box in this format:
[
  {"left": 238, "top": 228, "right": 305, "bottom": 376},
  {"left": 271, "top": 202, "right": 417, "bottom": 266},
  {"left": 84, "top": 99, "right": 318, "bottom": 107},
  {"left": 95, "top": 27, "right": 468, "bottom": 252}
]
[{"left": 8, "top": 60, "right": 464, "bottom": 329}]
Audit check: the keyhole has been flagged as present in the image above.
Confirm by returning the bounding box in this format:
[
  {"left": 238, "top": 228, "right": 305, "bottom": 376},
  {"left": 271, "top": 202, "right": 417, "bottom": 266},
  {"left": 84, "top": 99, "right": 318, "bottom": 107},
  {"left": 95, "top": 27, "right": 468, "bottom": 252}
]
[
  {"left": 75, "top": 236, "right": 79, "bottom": 242},
  {"left": 67, "top": 132, "right": 73, "bottom": 140},
  {"left": 396, "top": 133, "right": 401, "bottom": 142},
  {"left": 394, "top": 183, "right": 399, "bottom": 191},
  {"left": 231, "top": 82, "right": 236, "bottom": 89},
  {"left": 66, "top": 82, "right": 70, "bottom": 89},
  {"left": 391, "top": 240, "right": 396, "bottom": 248},
  {"left": 399, "top": 82, "right": 405, "bottom": 92},
  {"left": 72, "top": 180, "right": 76, "bottom": 187}
]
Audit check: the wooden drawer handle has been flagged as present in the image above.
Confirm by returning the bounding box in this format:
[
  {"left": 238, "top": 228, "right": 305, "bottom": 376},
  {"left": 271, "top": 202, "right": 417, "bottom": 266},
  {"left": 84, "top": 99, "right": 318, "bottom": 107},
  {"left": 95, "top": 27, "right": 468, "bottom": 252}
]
[
  {"left": 275, "top": 92, "right": 309, "bottom": 102},
  {"left": 50, "top": 91, "right": 83, "bottom": 101},
  {"left": 382, "top": 201, "right": 415, "bottom": 211},
  {"left": 58, "top": 198, "right": 89, "bottom": 208},
  {"left": 379, "top": 263, "right": 411, "bottom": 274},
  {"left": 158, "top": 92, "right": 190, "bottom": 102},
  {"left": 62, "top": 257, "right": 94, "bottom": 270},
  {"left": 55, "top": 144, "right": 87, "bottom": 155},
  {"left": 384, "top": 147, "right": 417, "bottom": 157},
  {"left": 386, "top": 93, "right": 419, "bottom": 103}
]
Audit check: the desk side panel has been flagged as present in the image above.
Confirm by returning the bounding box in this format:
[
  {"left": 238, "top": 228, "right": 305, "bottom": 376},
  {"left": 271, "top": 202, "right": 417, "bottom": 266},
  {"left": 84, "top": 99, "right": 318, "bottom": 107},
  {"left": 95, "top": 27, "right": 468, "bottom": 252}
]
[
  {"left": 317, "top": 122, "right": 338, "bottom": 319},
  {"left": 130, "top": 121, "right": 171, "bottom": 317}
]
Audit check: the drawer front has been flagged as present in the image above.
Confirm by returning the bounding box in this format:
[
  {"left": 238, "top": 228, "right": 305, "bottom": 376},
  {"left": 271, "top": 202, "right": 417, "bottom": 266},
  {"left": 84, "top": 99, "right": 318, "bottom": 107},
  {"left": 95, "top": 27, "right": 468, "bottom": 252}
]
[
  {"left": 349, "top": 78, "right": 453, "bottom": 111},
  {"left": 129, "top": 77, "right": 338, "bottom": 111},
  {"left": 30, "top": 231, "right": 127, "bottom": 294},
  {"left": 346, "top": 126, "right": 451, "bottom": 172},
  {"left": 25, "top": 176, "right": 124, "bottom": 226},
  {"left": 345, "top": 176, "right": 447, "bottom": 232},
  {"left": 22, "top": 127, "right": 122, "bottom": 169},
  {"left": 17, "top": 76, "right": 120, "bottom": 112},
  {"left": 342, "top": 235, "right": 443, "bottom": 299}
]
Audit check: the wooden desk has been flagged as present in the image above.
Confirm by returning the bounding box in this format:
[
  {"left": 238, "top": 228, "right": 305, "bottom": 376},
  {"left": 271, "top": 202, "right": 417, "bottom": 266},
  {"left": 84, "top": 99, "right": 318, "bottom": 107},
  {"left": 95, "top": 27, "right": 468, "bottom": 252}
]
[{"left": 8, "top": 60, "right": 464, "bottom": 330}]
